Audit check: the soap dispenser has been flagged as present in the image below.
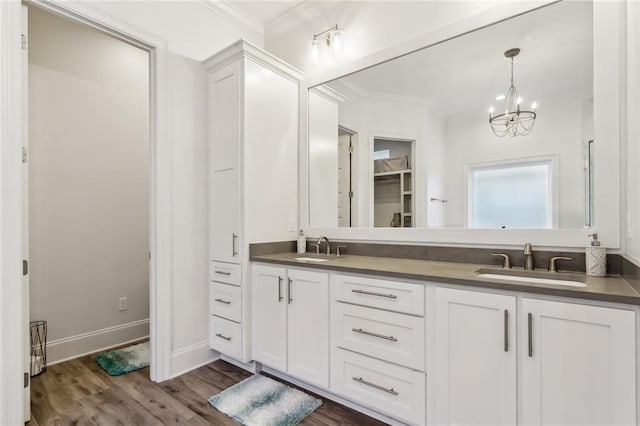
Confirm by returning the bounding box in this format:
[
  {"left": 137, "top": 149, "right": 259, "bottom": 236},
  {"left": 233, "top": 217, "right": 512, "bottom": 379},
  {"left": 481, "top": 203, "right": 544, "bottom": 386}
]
[
  {"left": 586, "top": 233, "right": 606, "bottom": 277},
  {"left": 297, "top": 230, "right": 306, "bottom": 254}
]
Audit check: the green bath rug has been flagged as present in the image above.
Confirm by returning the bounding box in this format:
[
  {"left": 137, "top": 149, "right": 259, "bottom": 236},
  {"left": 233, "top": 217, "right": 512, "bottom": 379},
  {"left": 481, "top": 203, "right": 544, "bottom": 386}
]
[
  {"left": 95, "top": 341, "right": 149, "bottom": 376},
  {"left": 208, "top": 374, "right": 322, "bottom": 425}
]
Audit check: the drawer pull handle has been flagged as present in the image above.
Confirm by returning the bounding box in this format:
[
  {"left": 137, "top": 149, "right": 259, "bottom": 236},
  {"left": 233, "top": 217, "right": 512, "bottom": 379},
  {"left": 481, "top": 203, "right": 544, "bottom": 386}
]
[
  {"left": 215, "top": 270, "right": 231, "bottom": 276},
  {"left": 352, "top": 377, "right": 398, "bottom": 396},
  {"left": 351, "top": 289, "right": 397, "bottom": 299},
  {"left": 215, "top": 333, "right": 231, "bottom": 341},
  {"left": 352, "top": 328, "right": 398, "bottom": 342},
  {"left": 278, "top": 276, "right": 283, "bottom": 302},
  {"left": 214, "top": 298, "right": 231, "bottom": 305}
]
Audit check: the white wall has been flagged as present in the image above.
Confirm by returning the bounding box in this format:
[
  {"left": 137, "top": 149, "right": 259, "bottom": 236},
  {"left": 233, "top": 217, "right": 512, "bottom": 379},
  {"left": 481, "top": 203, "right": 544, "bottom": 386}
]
[
  {"left": 627, "top": 1, "right": 640, "bottom": 262},
  {"left": 443, "top": 97, "right": 591, "bottom": 229},
  {"left": 167, "top": 53, "right": 211, "bottom": 370},
  {"left": 265, "top": 1, "right": 503, "bottom": 76},
  {"left": 86, "top": 0, "right": 263, "bottom": 61},
  {"left": 28, "top": 7, "right": 149, "bottom": 362},
  {"left": 308, "top": 89, "right": 339, "bottom": 228}
]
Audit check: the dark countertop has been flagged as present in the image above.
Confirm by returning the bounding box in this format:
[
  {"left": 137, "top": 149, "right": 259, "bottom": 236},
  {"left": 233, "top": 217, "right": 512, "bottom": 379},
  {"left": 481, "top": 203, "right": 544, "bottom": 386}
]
[{"left": 251, "top": 252, "right": 640, "bottom": 306}]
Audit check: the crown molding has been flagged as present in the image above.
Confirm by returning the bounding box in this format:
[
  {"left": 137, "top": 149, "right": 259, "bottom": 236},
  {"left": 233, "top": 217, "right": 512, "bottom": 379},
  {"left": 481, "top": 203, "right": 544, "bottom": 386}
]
[
  {"left": 198, "top": 0, "right": 264, "bottom": 36},
  {"left": 203, "top": 39, "right": 304, "bottom": 82},
  {"left": 338, "top": 78, "right": 432, "bottom": 107},
  {"left": 310, "top": 84, "right": 348, "bottom": 103},
  {"left": 265, "top": 0, "right": 342, "bottom": 34}
]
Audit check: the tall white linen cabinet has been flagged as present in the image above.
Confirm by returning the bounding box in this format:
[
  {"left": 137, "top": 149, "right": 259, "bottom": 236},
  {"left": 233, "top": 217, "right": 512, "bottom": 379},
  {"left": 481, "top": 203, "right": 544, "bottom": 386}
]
[{"left": 204, "top": 41, "right": 302, "bottom": 362}]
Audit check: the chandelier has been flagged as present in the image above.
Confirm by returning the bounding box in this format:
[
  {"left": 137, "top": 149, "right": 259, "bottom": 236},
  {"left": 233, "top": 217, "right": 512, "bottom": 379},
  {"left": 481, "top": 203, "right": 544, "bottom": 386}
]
[{"left": 489, "top": 48, "right": 537, "bottom": 137}]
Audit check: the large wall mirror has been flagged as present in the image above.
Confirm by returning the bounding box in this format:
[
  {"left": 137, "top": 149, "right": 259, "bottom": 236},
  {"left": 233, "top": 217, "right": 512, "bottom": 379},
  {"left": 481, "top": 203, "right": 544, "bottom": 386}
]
[{"left": 305, "top": 0, "right": 623, "bottom": 247}]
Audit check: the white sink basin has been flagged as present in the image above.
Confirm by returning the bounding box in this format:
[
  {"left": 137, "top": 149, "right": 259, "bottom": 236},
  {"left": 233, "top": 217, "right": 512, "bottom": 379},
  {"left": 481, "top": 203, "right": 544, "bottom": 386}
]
[
  {"left": 476, "top": 272, "right": 586, "bottom": 288},
  {"left": 294, "top": 257, "right": 330, "bottom": 263}
]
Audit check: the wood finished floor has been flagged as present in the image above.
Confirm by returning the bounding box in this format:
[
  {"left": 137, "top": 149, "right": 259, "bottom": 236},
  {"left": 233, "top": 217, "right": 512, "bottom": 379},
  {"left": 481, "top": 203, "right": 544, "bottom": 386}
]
[{"left": 28, "top": 345, "right": 387, "bottom": 426}]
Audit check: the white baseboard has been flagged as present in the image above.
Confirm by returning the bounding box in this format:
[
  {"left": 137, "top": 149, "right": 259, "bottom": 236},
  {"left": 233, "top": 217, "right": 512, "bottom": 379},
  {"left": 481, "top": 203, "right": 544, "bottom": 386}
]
[
  {"left": 170, "top": 340, "right": 219, "bottom": 378},
  {"left": 262, "top": 367, "right": 406, "bottom": 426},
  {"left": 47, "top": 319, "right": 149, "bottom": 365}
]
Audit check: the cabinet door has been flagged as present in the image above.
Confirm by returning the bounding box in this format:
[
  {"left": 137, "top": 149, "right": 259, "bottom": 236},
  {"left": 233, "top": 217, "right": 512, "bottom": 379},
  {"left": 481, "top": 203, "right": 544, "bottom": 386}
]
[
  {"left": 251, "top": 264, "right": 287, "bottom": 371},
  {"left": 209, "top": 61, "right": 242, "bottom": 263},
  {"left": 287, "top": 268, "right": 330, "bottom": 388},
  {"left": 521, "top": 298, "right": 636, "bottom": 426},
  {"left": 435, "top": 288, "right": 516, "bottom": 426}
]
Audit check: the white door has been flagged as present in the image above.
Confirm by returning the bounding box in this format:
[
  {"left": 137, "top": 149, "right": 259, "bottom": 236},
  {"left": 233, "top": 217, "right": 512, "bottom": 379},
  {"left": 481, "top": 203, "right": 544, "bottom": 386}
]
[
  {"left": 251, "top": 264, "right": 287, "bottom": 371},
  {"left": 209, "top": 61, "right": 242, "bottom": 263},
  {"left": 435, "top": 288, "right": 516, "bottom": 426},
  {"left": 338, "top": 134, "right": 351, "bottom": 227},
  {"left": 22, "top": 5, "right": 31, "bottom": 421},
  {"left": 287, "top": 268, "right": 329, "bottom": 388},
  {"left": 521, "top": 298, "right": 636, "bottom": 426}
]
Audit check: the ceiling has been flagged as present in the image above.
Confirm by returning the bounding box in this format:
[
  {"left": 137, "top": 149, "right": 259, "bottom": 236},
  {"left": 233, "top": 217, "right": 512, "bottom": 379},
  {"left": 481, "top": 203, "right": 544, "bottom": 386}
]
[
  {"left": 327, "top": 1, "right": 593, "bottom": 118},
  {"left": 230, "top": 1, "right": 307, "bottom": 25}
]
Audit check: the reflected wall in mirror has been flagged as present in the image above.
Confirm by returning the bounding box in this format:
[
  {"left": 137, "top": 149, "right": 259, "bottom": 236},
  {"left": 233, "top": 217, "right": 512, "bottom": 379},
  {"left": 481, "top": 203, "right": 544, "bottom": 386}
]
[{"left": 308, "top": 1, "right": 594, "bottom": 229}]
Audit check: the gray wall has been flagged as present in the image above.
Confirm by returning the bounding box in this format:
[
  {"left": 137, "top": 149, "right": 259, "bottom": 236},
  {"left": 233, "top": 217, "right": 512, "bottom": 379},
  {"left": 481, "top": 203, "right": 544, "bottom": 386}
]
[{"left": 28, "top": 7, "right": 150, "bottom": 362}]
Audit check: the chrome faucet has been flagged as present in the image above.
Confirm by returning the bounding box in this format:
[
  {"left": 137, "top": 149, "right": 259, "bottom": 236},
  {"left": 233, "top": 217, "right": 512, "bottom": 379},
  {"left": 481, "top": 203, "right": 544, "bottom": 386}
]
[
  {"left": 317, "top": 236, "right": 330, "bottom": 255},
  {"left": 524, "top": 242, "right": 534, "bottom": 270}
]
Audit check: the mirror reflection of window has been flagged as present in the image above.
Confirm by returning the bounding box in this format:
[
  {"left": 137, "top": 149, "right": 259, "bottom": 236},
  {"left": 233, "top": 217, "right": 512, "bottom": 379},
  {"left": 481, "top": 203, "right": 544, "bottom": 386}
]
[
  {"left": 469, "top": 160, "right": 553, "bottom": 229},
  {"left": 373, "top": 149, "right": 390, "bottom": 160}
]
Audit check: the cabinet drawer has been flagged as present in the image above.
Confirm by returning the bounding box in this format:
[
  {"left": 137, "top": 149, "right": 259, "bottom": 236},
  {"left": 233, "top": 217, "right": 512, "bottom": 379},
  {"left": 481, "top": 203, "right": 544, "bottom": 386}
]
[
  {"left": 331, "top": 348, "right": 425, "bottom": 425},
  {"left": 209, "top": 316, "right": 242, "bottom": 359},
  {"left": 210, "top": 282, "right": 241, "bottom": 323},
  {"left": 210, "top": 261, "right": 241, "bottom": 286},
  {"left": 333, "top": 303, "right": 425, "bottom": 371},
  {"left": 333, "top": 274, "right": 424, "bottom": 316}
]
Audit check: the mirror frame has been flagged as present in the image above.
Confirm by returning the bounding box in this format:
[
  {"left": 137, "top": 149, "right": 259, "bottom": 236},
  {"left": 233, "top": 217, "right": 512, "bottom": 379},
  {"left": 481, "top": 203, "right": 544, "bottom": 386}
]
[{"left": 299, "top": 0, "right": 624, "bottom": 249}]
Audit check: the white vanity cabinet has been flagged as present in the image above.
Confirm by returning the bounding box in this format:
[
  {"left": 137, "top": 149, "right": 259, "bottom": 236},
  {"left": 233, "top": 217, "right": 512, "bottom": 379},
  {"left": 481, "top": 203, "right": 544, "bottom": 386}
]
[
  {"left": 520, "top": 298, "right": 636, "bottom": 425},
  {"left": 204, "top": 41, "right": 301, "bottom": 362},
  {"left": 434, "top": 288, "right": 517, "bottom": 426},
  {"left": 433, "top": 288, "right": 637, "bottom": 426},
  {"left": 331, "top": 273, "right": 426, "bottom": 425},
  {"left": 252, "top": 263, "right": 330, "bottom": 388}
]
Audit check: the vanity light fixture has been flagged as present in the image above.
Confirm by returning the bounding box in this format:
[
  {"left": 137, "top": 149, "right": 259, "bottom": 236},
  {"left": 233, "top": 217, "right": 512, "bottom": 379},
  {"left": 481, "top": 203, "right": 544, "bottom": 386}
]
[
  {"left": 488, "top": 48, "right": 537, "bottom": 137},
  {"left": 308, "top": 25, "right": 343, "bottom": 63}
]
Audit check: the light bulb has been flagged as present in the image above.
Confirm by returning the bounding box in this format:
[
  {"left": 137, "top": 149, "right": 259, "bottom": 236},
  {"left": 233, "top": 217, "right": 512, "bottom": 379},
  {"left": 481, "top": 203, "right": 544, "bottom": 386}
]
[
  {"left": 495, "top": 94, "right": 505, "bottom": 101},
  {"left": 330, "top": 29, "right": 343, "bottom": 55},
  {"left": 489, "top": 106, "right": 495, "bottom": 114},
  {"left": 308, "top": 39, "right": 320, "bottom": 63},
  {"left": 531, "top": 101, "right": 538, "bottom": 110},
  {"left": 516, "top": 96, "right": 522, "bottom": 105}
]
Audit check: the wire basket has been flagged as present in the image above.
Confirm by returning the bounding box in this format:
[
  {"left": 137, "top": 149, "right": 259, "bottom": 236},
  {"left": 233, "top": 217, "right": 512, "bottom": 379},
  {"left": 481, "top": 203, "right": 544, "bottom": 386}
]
[{"left": 30, "top": 320, "right": 47, "bottom": 376}]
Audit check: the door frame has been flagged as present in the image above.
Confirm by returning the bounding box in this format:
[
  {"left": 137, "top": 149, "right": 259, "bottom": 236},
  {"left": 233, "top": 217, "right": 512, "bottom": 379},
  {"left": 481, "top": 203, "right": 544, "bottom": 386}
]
[{"left": 0, "top": 1, "right": 173, "bottom": 423}]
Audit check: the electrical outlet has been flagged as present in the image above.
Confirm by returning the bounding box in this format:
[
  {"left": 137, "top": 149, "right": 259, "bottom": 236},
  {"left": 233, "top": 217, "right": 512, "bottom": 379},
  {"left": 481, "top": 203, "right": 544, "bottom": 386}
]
[
  {"left": 288, "top": 217, "right": 296, "bottom": 232},
  {"left": 118, "top": 297, "right": 128, "bottom": 311}
]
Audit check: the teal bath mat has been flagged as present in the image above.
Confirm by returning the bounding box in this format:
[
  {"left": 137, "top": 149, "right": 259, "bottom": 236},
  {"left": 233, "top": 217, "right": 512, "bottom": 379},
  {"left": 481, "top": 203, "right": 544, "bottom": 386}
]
[
  {"left": 208, "top": 374, "right": 322, "bottom": 425},
  {"left": 95, "top": 341, "right": 149, "bottom": 376}
]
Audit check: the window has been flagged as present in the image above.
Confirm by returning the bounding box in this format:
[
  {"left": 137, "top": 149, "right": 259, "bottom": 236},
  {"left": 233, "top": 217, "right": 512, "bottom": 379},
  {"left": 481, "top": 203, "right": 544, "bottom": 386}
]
[
  {"left": 373, "top": 149, "right": 390, "bottom": 160},
  {"left": 469, "top": 160, "right": 553, "bottom": 229}
]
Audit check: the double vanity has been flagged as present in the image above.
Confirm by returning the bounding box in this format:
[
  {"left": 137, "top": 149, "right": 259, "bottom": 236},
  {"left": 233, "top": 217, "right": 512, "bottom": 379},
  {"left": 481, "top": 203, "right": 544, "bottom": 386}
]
[{"left": 205, "top": 240, "right": 640, "bottom": 426}]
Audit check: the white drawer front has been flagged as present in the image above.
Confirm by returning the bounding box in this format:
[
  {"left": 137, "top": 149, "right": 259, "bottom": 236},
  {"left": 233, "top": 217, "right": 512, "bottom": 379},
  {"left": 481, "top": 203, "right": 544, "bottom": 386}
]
[
  {"left": 331, "top": 349, "right": 426, "bottom": 425},
  {"left": 210, "top": 261, "right": 241, "bottom": 286},
  {"left": 333, "top": 303, "right": 425, "bottom": 371},
  {"left": 209, "top": 316, "right": 242, "bottom": 359},
  {"left": 333, "top": 274, "right": 424, "bottom": 316},
  {"left": 210, "top": 282, "right": 241, "bottom": 323}
]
